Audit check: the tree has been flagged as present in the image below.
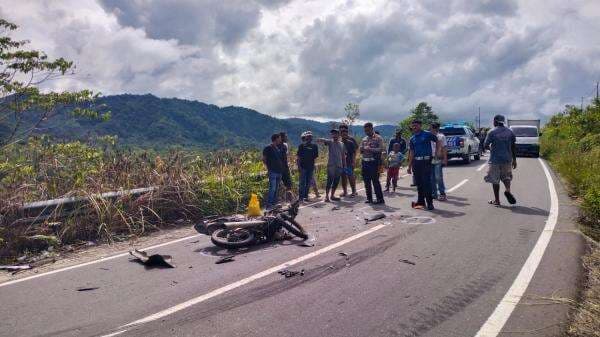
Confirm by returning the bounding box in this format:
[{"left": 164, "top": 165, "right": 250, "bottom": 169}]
[
  {"left": 398, "top": 102, "right": 440, "bottom": 137},
  {"left": 341, "top": 102, "right": 360, "bottom": 131},
  {"left": 0, "top": 18, "right": 106, "bottom": 148}
]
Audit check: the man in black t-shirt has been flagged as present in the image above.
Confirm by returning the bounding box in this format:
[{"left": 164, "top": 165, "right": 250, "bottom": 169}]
[
  {"left": 263, "top": 133, "right": 284, "bottom": 207},
  {"left": 296, "top": 131, "right": 319, "bottom": 201},
  {"left": 339, "top": 124, "right": 358, "bottom": 197},
  {"left": 278, "top": 132, "right": 292, "bottom": 190}
]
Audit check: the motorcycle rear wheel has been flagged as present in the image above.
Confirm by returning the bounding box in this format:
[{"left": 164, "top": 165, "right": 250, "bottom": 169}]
[{"left": 211, "top": 228, "right": 256, "bottom": 248}]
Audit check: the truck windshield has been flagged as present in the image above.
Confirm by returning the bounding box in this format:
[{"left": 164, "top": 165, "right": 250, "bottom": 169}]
[
  {"left": 511, "top": 127, "right": 538, "bottom": 137},
  {"left": 440, "top": 127, "right": 466, "bottom": 136}
]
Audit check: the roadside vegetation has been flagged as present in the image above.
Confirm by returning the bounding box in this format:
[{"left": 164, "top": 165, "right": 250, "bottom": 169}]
[{"left": 541, "top": 97, "right": 600, "bottom": 336}]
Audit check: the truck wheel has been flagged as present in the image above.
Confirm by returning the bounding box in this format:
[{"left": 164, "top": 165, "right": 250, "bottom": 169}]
[{"left": 463, "top": 148, "right": 471, "bottom": 164}]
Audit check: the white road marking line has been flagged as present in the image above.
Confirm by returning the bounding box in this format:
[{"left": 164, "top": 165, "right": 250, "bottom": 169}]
[
  {"left": 117, "top": 223, "right": 387, "bottom": 330},
  {"left": 447, "top": 179, "right": 469, "bottom": 193},
  {"left": 100, "top": 330, "right": 127, "bottom": 337},
  {"left": 0, "top": 234, "right": 203, "bottom": 288},
  {"left": 474, "top": 158, "right": 559, "bottom": 337},
  {"left": 477, "top": 163, "right": 487, "bottom": 172}
]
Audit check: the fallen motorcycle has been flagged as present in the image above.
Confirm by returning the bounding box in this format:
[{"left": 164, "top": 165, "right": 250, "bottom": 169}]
[{"left": 194, "top": 200, "right": 308, "bottom": 249}]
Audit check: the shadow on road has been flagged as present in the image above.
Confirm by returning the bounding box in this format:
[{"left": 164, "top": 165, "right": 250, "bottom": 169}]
[
  {"left": 500, "top": 205, "right": 550, "bottom": 216},
  {"left": 195, "top": 237, "right": 306, "bottom": 257},
  {"left": 429, "top": 208, "right": 466, "bottom": 218}
]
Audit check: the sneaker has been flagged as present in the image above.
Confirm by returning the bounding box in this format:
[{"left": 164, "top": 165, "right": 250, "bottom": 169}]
[
  {"left": 331, "top": 196, "right": 341, "bottom": 201},
  {"left": 365, "top": 200, "right": 373, "bottom": 204},
  {"left": 438, "top": 194, "right": 447, "bottom": 201},
  {"left": 427, "top": 203, "right": 435, "bottom": 210},
  {"left": 374, "top": 200, "right": 385, "bottom": 205}
]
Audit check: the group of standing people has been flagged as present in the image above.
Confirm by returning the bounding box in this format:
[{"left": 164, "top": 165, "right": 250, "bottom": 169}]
[
  {"left": 262, "top": 120, "right": 448, "bottom": 210},
  {"left": 262, "top": 115, "right": 514, "bottom": 210}
]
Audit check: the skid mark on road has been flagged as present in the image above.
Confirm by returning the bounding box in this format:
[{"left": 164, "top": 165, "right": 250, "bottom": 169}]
[
  {"left": 389, "top": 256, "right": 514, "bottom": 337},
  {"left": 152, "top": 227, "right": 422, "bottom": 327}
]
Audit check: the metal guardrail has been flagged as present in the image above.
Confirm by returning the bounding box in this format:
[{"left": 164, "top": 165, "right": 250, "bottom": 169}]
[{"left": 4, "top": 186, "right": 158, "bottom": 225}]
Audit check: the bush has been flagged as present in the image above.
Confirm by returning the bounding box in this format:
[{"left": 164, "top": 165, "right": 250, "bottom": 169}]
[{"left": 541, "top": 99, "right": 600, "bottom": 239}]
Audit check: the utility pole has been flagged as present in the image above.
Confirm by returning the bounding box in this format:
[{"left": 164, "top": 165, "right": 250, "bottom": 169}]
[
  {"left": 596, "top": 81, "right": 599, "bottom": 101},
  {"left": 581, "top": 96, "right": 584, "bottom": 111},
  {"left": 478, "top": 106, "right": 481, "bottom": 129}
]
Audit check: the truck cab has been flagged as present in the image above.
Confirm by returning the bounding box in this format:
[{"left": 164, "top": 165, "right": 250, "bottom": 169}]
[
  {"left": 440, "top": 124, "right": 481, "bottom": 164},
  {"left": 507, "top": 119, "right": 541, "bottom": 157}
]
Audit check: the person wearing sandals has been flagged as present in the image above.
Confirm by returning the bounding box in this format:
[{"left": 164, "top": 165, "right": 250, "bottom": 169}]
[
  {"left": 316, "top": 129, "right": 346, "bottom": 202},
  {"left": 339, "top": 124, "right": 358, "bottom": 197},
  {"left": 430, "top": 123, "right": 448, "bottom": 201},
  {"left": 484, "top": 114, "right": 517, "bottom": 206}
]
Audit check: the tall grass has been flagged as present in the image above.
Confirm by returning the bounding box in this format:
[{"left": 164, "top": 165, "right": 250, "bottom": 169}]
[
  {"left": 0, "top": 137, "right": 340, "bottom": 260},
  {"left": 541, "top": 98, "right": 600, "bottom": 240}
]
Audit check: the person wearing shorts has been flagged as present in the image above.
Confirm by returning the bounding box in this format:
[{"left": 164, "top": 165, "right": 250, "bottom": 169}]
[
  {"left": 317, "top": 129, "right": 346, "bottom": 202},
  {"left": 340, "top": 124, "right": 358, "bottom": 197},
  {"left": 484, "top": 114, "right": 517, "bottom": 206}
]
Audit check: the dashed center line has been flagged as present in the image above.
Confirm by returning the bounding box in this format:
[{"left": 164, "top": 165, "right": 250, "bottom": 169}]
[
  {"left": 447, "top": 179, "right": 469, "bottom": 193},
  {"left": 477, "top": 163, "right": 488, "bottom": 172}
]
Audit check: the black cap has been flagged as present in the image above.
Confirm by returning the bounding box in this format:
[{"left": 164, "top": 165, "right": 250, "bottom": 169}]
[{"left": 493, "top": 114, "right": 505, "bottom": 124}]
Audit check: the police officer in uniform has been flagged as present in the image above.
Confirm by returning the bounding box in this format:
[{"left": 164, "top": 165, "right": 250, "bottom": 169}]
[{"left": 407, "top": 119, "right": 442, "bottom": 210}]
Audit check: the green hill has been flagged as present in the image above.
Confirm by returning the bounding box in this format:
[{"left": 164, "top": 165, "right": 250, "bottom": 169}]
[{"left": 36, "top": 94, "right": 397, "bottom": 149}]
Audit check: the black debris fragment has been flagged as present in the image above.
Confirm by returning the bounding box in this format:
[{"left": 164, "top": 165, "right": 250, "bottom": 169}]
[
  {"left": 332, "top": 206, "right": 341, "bottom": 211},
  {"left": 399, "top": 259, "right": 416, "bottom": 265},
  {"left": 215, "top": 256, "right": 235, "bottom": 264},
  {"left": 77, "top": 287, "right": 99, "bottom": 292},
  {"left": 338, "top": 252, "right": 350, "bottom": 260},
  {"left": 278, "top": 269, "right": 305, "bottom": 278},
  {"left": 129, "top": 249, "right": 175, "bottom": 268},
  {"left": 364, "top": 212, "right": 386, "bottom": 223}
]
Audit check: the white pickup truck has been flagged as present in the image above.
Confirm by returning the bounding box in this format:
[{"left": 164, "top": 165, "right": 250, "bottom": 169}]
[
  {"left": 440, "top": 124, "right": 481, "bottom": 164},
  {"left": 507, "top": 119, "right": 541, "bottom": 157}
]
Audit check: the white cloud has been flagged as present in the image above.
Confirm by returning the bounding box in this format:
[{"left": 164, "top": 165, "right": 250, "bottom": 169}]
[{"left": 1, "top": 0, "right": 599, "bottom": 125}]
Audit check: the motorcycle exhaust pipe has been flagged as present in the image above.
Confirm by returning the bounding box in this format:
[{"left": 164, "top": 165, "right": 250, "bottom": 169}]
[{"left": 224, "top": 220, "right": 267, "bottom": 229}]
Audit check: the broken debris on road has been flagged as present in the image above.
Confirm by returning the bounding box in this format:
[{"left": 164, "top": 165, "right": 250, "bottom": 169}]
[
  {"left": 129, "top": 249, "right": 175, "bottom": 268},
  {"left": 364, "top": 212, "right": 386, "bottom": 223},
  {"left": 278, "top": 269, "right": 305, "bottom": 278},
  {"left": 215, "top": 256, "right": 235, "bottom": 264},
  {"left": 399, "top": 259, "right": 416, "bottom": 265}
]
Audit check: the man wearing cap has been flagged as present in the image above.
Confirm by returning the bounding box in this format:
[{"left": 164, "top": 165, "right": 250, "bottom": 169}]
[
  {"left": 484, "top": 114, "right": 517, "bottom": 206},
  {"left": 407, "top": 119, "right": 442, "bottom": 210},
  {"left": 360, "top": 122, "right": 385, "bottom": 204},
  {"left": 317, "top": 129, "right": 346, "bottom": 202},
  {"left": 297, "top": 131, "right": 319, "bottom": 202}
]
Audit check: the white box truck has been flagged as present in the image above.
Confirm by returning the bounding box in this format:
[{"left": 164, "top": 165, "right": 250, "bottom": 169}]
[{"left": 507, "top": 119, "right": 541, "bottom": 157}]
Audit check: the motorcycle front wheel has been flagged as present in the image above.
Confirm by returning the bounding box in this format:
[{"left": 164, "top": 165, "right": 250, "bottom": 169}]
[
  {"left": 211, "top": 228, "right": 256, "bottom": 248},
  {"left": 280, "top": 214, "right": 309, "bottom": 240}
]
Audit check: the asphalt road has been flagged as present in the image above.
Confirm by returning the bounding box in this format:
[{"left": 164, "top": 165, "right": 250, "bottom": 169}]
[{"left": 0, "top": 156, "right": 585, "bottom": 337}]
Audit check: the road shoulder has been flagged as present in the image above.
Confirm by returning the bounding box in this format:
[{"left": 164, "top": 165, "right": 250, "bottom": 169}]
[{"left": 499, "top": 162, "right": 588, "bottom": 336}]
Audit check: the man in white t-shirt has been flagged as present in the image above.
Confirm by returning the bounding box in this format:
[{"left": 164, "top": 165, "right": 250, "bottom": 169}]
[{"left": 430, "top": 123, "right": 448, "bottom": 200}]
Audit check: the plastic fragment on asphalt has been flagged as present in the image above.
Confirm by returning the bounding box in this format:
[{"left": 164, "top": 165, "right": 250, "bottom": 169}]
[
  {"left": 332, "top": 206, "right": 341, "bottom": 211},
  {"left": 399, "top": 259, "right": 416, "bottom": 265},
  {"left": 278, "top": 269, "right": 305, "bottom": 278},
  {"left": 215, "top": 256, "right": 235, "bottom": 264},
  {"left": 364, "top": 212, "right": 386, "bottom": 223},
  {"left": 77, "top": 287, "right": 99, "bottom": 291},
  {"left": 129, "top": 249, "right": 176, "bottom": 268}
]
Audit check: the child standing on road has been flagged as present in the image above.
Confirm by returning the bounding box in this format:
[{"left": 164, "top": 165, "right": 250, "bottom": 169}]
[{"left": 385, "top": 142, "right": 404, "bottom": 192}]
